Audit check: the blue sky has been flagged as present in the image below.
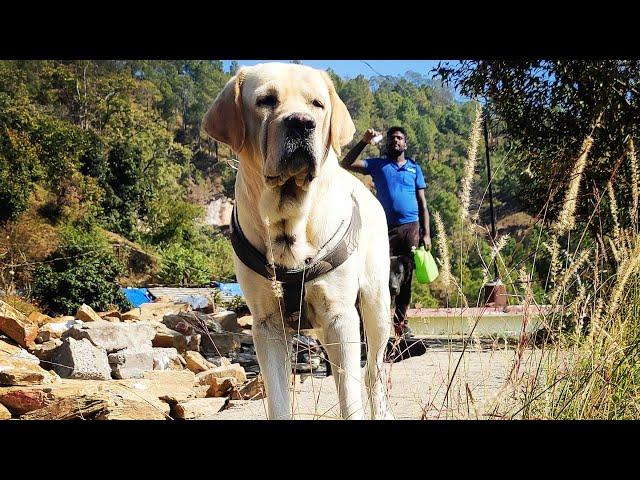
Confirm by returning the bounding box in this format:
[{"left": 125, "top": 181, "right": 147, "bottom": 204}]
[
  {"left": 221, "top": 60, "right": 468, "bottom": 101},
  {"left": 220, "top": 60, "right": 453, "bottom": 80}
]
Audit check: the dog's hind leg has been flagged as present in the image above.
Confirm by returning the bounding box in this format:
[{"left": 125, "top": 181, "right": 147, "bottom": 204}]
[
  {"left": 322, "top": 307, "right": 365, "bottom": 420},
  {"left": 253, "top": 317, "right": 293, "bottom": 420},
  {"left": 360, "top": 285, "right": 395, "bottom": 420}
]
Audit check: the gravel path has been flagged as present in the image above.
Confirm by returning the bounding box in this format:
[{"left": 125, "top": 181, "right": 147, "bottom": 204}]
[{"left": 206, "top": 339, "right": 542, "bottom": 420}]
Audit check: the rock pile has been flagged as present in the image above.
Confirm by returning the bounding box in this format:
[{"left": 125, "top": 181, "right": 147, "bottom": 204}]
[{"left": 0, "top": 299, "right": 265, "bottom": 420}]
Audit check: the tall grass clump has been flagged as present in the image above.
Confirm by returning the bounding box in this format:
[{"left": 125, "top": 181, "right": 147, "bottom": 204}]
[{"left": 505, "top": 137, "right": 640, "bottom": 419}]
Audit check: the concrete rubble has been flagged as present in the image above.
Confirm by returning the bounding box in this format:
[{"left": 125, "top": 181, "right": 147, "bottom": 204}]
[{"left": 0, "top": 298, "right": 275, "bottom": 420}]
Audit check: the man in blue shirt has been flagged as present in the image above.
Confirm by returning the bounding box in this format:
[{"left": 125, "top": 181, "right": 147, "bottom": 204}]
[{"left": 341, "top": 126, "right": 431, "bottom": 337}]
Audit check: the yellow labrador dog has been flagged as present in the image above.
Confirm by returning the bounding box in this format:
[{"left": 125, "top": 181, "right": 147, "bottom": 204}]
[{"left": 202, "top": 63, "right": 393, "bottom": 420}]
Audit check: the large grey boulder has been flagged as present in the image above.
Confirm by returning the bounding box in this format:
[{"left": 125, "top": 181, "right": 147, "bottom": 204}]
[
  {"left": 53, "top": 337, "right": 111, "bottom": 380},
  {"left": 108, "top": 346, "right": 155, "bottom": 379},
  {"left": 64, "top": 321, "right": 155, "bottom": 352}
]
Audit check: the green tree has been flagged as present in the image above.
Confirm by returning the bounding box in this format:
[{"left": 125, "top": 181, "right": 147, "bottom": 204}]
[
  {"left": 436, "top": 60, "right": 640, "bottom": 227},
  {"left": 32, "top": 226, "right": 131, "bottom": 315}
]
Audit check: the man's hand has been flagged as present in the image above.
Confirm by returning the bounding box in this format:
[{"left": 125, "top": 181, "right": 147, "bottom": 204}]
[
  {"left": 363, "top": 128, "right": 381, "bottom": 145},
  {"left": 422, "top": 235, "right": 432, "bottom": 251}
]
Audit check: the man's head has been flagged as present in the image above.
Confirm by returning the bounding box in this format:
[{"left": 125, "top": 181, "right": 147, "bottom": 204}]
[{"left": 386, "top": 126, "right": 407, "bottom": 159}]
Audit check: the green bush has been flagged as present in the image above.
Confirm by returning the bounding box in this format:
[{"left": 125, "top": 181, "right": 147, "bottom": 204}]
[
  {"left": 32, "top": 226, "right": 131, "bottom": 315},
  {"left": 157, "top": 243, "right": 215, "bottom": 286}
]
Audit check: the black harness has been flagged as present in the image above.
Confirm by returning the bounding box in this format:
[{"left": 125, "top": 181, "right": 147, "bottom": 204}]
[{"left": 230, "top": 196, "right": 361, "bottom": 330}]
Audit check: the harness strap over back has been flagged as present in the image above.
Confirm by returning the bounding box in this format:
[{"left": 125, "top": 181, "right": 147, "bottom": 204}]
[{"left": 230, "top": 196, "right": 361, "bottom": 329}]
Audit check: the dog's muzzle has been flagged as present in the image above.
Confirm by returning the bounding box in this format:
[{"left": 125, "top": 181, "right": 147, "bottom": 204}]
[{"left": 265, "top": 112, "right": 318, "bottom": 187}]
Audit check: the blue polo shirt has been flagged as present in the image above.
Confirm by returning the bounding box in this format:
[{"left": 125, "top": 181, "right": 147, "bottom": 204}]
[{"left": 363, "top": 156, "right": 426, "bottom": 227}]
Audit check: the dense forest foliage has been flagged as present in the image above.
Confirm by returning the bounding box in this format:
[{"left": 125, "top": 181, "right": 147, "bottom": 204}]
[{"left": 0, "top": 60, "right": 535, "bottom": 314}]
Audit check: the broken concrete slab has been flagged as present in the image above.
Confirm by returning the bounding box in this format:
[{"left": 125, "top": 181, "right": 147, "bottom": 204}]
[
  {"left": 151, "top": 321, "right": 200, "bottom": 353},
  {"left": 172, "top": 397, "right": 227, "bottom": 419},
  {"left": 207, "top": 377, "right": 237, "bottom": 397},
  {"left": 95, "top": 397, "right": 167, "bottom": 420},
  {"left": 120, "top": 309, "right": 140, "bottom": 322},
  {"left": 108, "top": 346, "right": 155, "bottom": 379},
  {"left": 0, "top": 386, "right": 49, "bottom": 415},
  {"left": 237, "top": 315, "right": 253, "bottom": 329},
  {"left": 184, "top": 351, "right": 214, "bottom": 373},
  {"left": 98, "top": 310, "right": 121, "bottom": 320},
  {"left": 0, "top": 354, "right": 59, "bottom": 386},
  {"left": 30, "top": 339, "right": 63, "bottom": 367},
  {"left": 152, "top": 347, "right": 185, "bottom": 371},
  {"left": 196, "top": 364, "right": 247, "bottom": 385},
  {"left": 229, "top": 351, "right": 259, "bottom": 370},
  {"left": 163, "top": 311, "right": 235, "bottom": 336},
  {"left": 36, "top": 318, "right": 80, "bottom": 343},
  {"left": 75, "top": 304, "right": 103, "bottom": 323},
  {"left": 0, "top": 300, "right": 39, "bottom": 349},
  {"left": 0, "top": 378, "right": 171, "bottom": 417},
  {"left": 0, "top": 338, "right": 22, "bottom": 356},
  {"left": 139, "top": 302, "right": 190, "bottom": 323},
  {"left": 205, "top": 356, "right": 232, "bottom": 367},
  {"left": 11, "top": 349, "right": 40, "bottom": 365},
  {"left": 134, "top": 370, "right": 196, "bottom": 404},
  {"left": 64, "top": 321, "right": 155, "bottom": 352},
  {"left": 53, "top": 337, "right": 111, "bottom": 380},
  {"left": 20, "top": 378, "right": 170, "bottom": 417},
  {"left": 28, "top": 312, "right": 53, "bottom": 327},
  {"left": 21, "top": 394, "right": 110, "bottom": 420},
  {"left": 231, "top": 376, "right": 265, "bottom": 400},
  {"left": 200, "top": 332, "right": 242, "bottom": 357},
  {"left": 181, "top": 310, "right": 240, "bottom": 333},
  {"left": 212, "top": 310, "right": 241, "bottom": 333}
]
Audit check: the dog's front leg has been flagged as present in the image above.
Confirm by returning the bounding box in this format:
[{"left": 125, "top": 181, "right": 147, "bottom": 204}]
[
  {"left": 253, "top": 317, "right": 292, "bottom": 420},
  {"left": 323, "top": 307, "right": 364, "bottom": 420}
]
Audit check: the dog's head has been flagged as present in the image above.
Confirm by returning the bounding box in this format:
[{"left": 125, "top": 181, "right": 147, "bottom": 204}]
[
  {"left": 202, "top": 63, "right": 355, "bottom": 189},
  {"left": 389, "top": 254, "right": 413, "bottom": 298}
]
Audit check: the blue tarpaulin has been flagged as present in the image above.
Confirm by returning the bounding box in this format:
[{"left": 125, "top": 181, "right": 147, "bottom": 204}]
[
  {"left": 122, "top": 287, "right": 153, "bottom": 307},
  {"left": 213, "top": 282, "right": 244, "bottom": 298}
]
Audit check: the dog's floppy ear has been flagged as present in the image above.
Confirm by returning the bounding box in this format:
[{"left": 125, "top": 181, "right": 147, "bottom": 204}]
[
  {"left": 321, "top": 71, "right": 355, "bottom": 156},
  {"left": 201, "top": 68, "right": 247, "bottom": 153}
]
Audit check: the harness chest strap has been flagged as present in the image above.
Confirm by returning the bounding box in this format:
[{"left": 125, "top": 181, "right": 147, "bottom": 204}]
[{"left": 230, "top": 196, "right": 361, "bottom": 329}]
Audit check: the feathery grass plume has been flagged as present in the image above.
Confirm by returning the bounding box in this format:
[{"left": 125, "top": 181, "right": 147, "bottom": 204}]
[
  {"left": 628, "top": 138, "right": 639, "bottom": 228},
  {"left": 570, "top": 283, "right": 587, "bottom": 321},
  {"left": 518, "top": 268, "right": 534, "bottom": 305},
  {"left": 433, "top": 210, "right": 451, "bottom": 290},
  {"left": 608, "top": 238, "right": 640, "bottom": 318},
  {"left": 490, "top": 234, "right": 510, "bottom": 264},
  {"left": 263, "top": 216, "right": 284, "bottom": 299},
  {"left": 543, "top": 234, "right": 562, "bottom": 286},
  {"left": 615, "top": 229, "right": 631, "bottom": 264},
  {"left": 607, "top": 181, "right": 622, "bottom": 249},
  {"left": 607, "top": 237, "right": 622, "bottom": 265},
  {"left": 549, "top": 248, "right": 590, "bottom": 305},
  {"left": 459, "top": 103, "right": 483, "bottom": 223},
  {"left": 589, "top": 297, "right": 604, "bottom": 339},
  {"left": 271, "top": 277, "right": 283, "bottom": 299},
  {"left": 554, "top": 136, "right": 594, "bottom": 235},
  {"left": 481, "top": 267, "right": 491, "bottom": 285}
]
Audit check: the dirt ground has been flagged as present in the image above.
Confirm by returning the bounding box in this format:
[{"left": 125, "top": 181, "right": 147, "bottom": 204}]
[{"left": 206, "top": 338, "right": 542, "bottom": 420}]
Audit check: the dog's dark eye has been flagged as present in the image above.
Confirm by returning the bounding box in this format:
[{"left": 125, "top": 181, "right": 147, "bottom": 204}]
[
  {"left": 312, "top": 99, "right": 324, "bottom": 108},
  {"left": 257, "top": 95, "right": 277, "bottom": 108}
]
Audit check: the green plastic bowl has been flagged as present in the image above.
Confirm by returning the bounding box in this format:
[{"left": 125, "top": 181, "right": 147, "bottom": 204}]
[{"left": 413, "top": 246, "right": 439, "bottom": 284}]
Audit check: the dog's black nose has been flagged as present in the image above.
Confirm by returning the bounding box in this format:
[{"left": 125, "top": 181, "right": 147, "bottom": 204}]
[{"left": 284, "top": 112, "right": 316, "bottom": 134}]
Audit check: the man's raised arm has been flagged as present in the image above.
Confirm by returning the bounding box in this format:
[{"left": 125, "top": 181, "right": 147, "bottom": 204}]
[{"left": 340, "top": 128, "right": 380, "bottom": 175}]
